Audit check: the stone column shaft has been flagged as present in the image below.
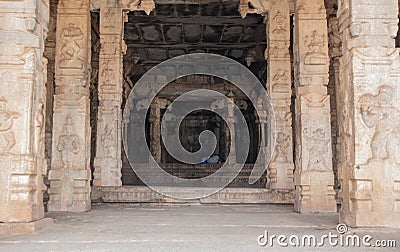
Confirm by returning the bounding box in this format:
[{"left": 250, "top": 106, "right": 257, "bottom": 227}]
[
  {"left": 48, "top": 0, "right": 91, "bottom": 212},
  {"left": 338, "top": 0, "right": 400, "bottom": 227},
  {"left": 149, "top": 99, "right": 161, "bottom": 163},
  {"left": 93, "top": 3, "right": 124, "bottom": 187},
  {"left": 267, "top": 0, "right": 294, "bottom": 189},
  {"left": 293, "top": 0, "right": 336, "bottom": 213},
  {"left": 0, "top": 0, "right": 49, "bottom": 223}
]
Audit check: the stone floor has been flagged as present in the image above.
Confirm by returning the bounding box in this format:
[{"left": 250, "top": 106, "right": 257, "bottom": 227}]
[{"left": 0, "top": 204, "right": 398, "bottom": 251}]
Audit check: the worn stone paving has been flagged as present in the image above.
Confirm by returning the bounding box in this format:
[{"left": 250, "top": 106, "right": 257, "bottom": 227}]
[{"left": 0, "top": 204, "right": 399, "bottom": 251}]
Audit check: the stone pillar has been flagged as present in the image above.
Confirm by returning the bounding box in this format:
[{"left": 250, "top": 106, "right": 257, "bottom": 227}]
[
  {"left": 293, "top": 0, "right": 336, "bottom": 213},
  {"left": 43, "top": 0, "right": 58, "bottom": 208},
  {"left": 226, "top": 98, "right": 236, "bottom": 164},
  {"left": 266, "top": 0, "right": 294, "bottom": 190},
  {"left": 326, "top": 0, "right": 342, "bottom": 191},
  {"left": 93, "top": 3, "right": 124, "bottom": 187},
  {"left": 0, "top": 0, "right": 51, "bottom": 227},
  {"left": 149, "top": 98, "right": 161, "bottom": 163},
  {"left": 338, "top": 0, "right": 400, "bottom": 227},
  {"left": 48, "top": 0, "right": 91, "bottom": 212}
]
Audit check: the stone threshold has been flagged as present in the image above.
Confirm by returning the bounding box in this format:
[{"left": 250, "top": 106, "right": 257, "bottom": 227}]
[
  {"left": 0, "top": 218, "right": 53, "bottom": 234},
  {"left": 92, "top": 186, "right": 294, "bottom": 204}
]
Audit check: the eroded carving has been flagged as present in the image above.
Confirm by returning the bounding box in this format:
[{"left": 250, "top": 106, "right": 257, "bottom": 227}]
[
  {"left": 272, "top": 11, "right": 287, "bottom": 38},
  {"left": 57, "top": 115, "right": 80, "bottom": 169},
  {"left": 304, "top": 30, "right": 328, "bottom": 65},
  {"left": 304, "top": 123, "right": 330, "bottom": 172},
  {"left": 272, "top": 69, "right": 289, "bottom": 93},
  {"left": 273, "top": 132, "right": 290, "bottom": 162},
  {"left": 60, "top": 24, "right": 84, "bottom": 69},
  {"left": 0, "top": 97, "right": 20, "bottom": 154},
  {"left": 359, "top": 85, "right": 400, "bottom": 164},
  {"left": 101, "top": 124, "right": 114, "bottom": 157}
]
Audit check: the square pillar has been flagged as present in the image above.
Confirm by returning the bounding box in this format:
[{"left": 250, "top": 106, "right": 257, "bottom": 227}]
[
  {"left": 338, "top": 0, "right": 400, "bottom": 227},
  {"left": 267, "top": 0, "right": 295, "bottom": 190},
  {"left": 293, "top": 0, "right": 336, "bottom": 213},
  {"left": 93, "top": 3, "right": 124, "bottom": 187},
  {"left": 0, "top": 0, "right": 50, "bottom": 225},
  {"left": 48, "top": 0, "right": 91, "bottom": 212}
]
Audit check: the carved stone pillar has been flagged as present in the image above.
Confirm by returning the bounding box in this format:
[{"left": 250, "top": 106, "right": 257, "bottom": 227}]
[
  {"left": 326, "top": 0, "right": 342, "bottom": 191},
  {"left": 43, "top": 0, "right": 58, "bottom": 208},
  {"left": 226, "top": 98, "right": 236, "bottom": 165},
  {"left": 293, "top": 0, "right": 336, "bottom": 213},
  {"left": 48, "top": 0, "right": 92, "bottom": 212},
  {"left": 338, "top": 0, "right": 400, "bottom": 227},
  {"left": 267, "top": 0, "right": 294, "bottom": 190},
  {"left": 93, "top": 2, "right": 124, "bottom": 187},
  {"left": 149, "top": 98, "right": 161, "bottom": 163},
  {"left": 0, "top": 0, "right": 50, "bottom": 226}
]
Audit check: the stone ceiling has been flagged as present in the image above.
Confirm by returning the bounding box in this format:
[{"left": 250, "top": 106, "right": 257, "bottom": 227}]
[{"left": 123, "top": 1, "right": 267, "bottom": 76}]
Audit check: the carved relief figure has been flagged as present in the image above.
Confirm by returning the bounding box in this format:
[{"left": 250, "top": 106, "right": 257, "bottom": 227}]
[
  {"left": 0, "top": 97, "right": 20, "bottom": 154},
  {"left": 304, "top": 30, "right": 327, "bottom": 65},
  {"left": 57, "top": 115, "right": 80, "bottom": 169},
  {"left": 359, "top": 85, "right": 400, "bottom": 164},
  {"left": 328, "top": 18, "right": 341, "bottom": 47},
  {"left": 101, "top": 61, "right": 115, "bottom": 89},
  {"left": 272, "top": 69, "right": 289, "bottom": 93},
  {"left": 272, "top": 11, "right": 286, "bottom": 39},
  {"left": 101, "top": 124, "right": 114, "bottom": 157},
  {"left": 273, "top": 132, "right": 290, "bottom": 162},
  {"left": 304, "top": 125, "right": 330, "bottom": 172},
  {"left": 60, "top": 23, "right": 84, "bottom": 69},
  {"left": 35, "top": 99, "right": 45, "bottom": 153}
]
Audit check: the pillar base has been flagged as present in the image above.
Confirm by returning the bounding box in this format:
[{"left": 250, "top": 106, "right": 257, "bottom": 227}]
[{"left": 0, "top": 218, "right": 53, "bottom": 234}]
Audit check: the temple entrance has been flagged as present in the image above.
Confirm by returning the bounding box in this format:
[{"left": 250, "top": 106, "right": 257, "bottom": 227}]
[{"left": 94, "top": 2, "right": 273, "bottom": 191}]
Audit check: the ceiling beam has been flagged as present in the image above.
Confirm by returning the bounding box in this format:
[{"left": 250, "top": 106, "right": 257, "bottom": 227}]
[
  {"left": 126, "top": 15, "right": 264, "bottom": 25},
  {"left": 125, "top": 42, "right": 265, "bottom": 48}
]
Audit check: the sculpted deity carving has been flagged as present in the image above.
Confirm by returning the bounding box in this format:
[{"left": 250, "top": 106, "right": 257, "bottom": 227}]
[
  {"left": 304, "top": 30, "right": 328, "bottom": 65},
  {"left": 35, "top": 99, "right": 45, "bottom": 153},
  {"left": 101, "top": 124, "right": 114, "bottom": 158},
  {"left": 57, "top": 115, "right": 80, "bottom": 169},
  {"left": 304, "top": 124, "right": 330, "bottom": 172},
  {"left": 359, "top": 85, "right": 400, "bottom": 164},
  {"left": 273, "top": 132, "right": 290, "bottom": 162},
  {"left": 272, "top": 11, "right": 286, "bottom": 38},
  {"left": 60, "top": 24, "right": 84, "bottom": 69},
  {"left": 101, "top": 61, "right": 115, "bottom": 88},
  {"left": 328, "top": 17, "right": 341, "bottom": 48},
  {"left": 0, "top": 97, "right": 20, "bottom": 154},
  {"left": 272, "top": 69, "right": 289, "bottom": 93}
]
